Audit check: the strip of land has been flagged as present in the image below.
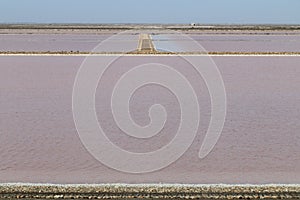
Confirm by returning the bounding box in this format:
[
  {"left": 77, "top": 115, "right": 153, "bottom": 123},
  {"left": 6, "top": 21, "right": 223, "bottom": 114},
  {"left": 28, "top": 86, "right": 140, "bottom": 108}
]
[
  {"left": 1, "top": 24, "right": 300, "bottom": 35},
  {"left": 0, "top": 183, "right": 299, "bottom": 199},
  {"left": 1, "top": 51, "right": 300, "bottom": 56}
]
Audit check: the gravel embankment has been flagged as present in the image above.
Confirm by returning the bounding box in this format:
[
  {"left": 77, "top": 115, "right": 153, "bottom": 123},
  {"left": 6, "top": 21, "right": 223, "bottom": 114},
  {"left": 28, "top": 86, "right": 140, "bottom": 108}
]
[{"left": 0, "top": 183, "right": 299, "bottom": 199}]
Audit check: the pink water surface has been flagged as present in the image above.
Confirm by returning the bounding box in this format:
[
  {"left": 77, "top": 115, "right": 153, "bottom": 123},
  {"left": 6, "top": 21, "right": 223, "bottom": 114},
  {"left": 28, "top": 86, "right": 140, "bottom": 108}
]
[
  {"left": 191, "top": 34, "right": 300, "bottom": 52},
  {"left": 0, "top": 34, "right": 121, "bottom": 52},
  {"left": 0, "top": 56, "right": 299, "bottom": 184},
  {"left": 2, "top": 33, "right": 300, "bottom": 52}
]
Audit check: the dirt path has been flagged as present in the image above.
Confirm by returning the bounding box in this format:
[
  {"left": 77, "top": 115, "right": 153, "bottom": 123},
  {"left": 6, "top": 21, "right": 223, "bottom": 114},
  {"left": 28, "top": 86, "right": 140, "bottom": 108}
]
[{"left": 137, "top": 34, "right": 156, "bottom": 53}]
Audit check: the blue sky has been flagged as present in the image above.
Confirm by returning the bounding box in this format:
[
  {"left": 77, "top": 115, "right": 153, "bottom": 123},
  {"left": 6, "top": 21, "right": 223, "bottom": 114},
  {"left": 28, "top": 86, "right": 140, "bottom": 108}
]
[{"left": 0, "top": 0, "right": 299, "bottom": 24}]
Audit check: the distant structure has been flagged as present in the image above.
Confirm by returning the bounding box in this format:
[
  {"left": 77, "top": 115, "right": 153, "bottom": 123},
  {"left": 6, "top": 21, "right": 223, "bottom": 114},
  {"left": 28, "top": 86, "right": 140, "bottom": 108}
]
[{"left": 190, "top": 23, "right": 196, "bottom": 27}]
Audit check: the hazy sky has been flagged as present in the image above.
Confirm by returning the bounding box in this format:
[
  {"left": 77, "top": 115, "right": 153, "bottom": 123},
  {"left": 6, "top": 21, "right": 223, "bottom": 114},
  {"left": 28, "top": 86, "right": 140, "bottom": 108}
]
[{"left": 0, "top": 0, "right": 299, "bottom": 24}]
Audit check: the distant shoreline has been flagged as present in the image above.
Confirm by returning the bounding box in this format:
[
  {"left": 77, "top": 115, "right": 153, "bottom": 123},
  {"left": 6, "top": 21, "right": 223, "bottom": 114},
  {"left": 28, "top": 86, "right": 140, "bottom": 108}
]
[
  {"left": 1, "top": 24, "right": 300, "bottom": 35},
  {"left": 1, "top": 23, "right": 300, "bottom": 31}
]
